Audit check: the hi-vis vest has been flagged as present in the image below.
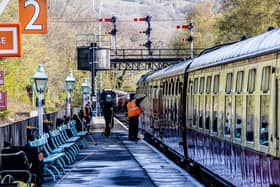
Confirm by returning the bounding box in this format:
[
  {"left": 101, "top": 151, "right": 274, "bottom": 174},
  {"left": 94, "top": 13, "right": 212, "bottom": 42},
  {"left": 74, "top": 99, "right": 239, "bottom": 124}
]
[{"left": 127, "top": 99, "right": 142, "bottom": 118}]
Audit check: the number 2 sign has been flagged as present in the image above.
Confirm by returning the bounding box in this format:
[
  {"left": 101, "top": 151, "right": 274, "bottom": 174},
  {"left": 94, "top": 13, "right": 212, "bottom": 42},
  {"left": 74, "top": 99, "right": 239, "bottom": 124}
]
[{"left": 19, "top": 0, "right": 47, "bottom": 34}]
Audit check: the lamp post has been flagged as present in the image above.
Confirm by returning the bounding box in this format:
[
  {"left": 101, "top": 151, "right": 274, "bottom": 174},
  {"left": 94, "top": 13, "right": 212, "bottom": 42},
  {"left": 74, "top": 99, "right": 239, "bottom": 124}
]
[
  {"left": 81, "top": 79, "right": 90, "bottom": 108},
  {"left": 65, "top": 70, "right": 76, "bottom": 116},
  {"left": 32, "top": 64, "right": 48, "bottom": 137}
]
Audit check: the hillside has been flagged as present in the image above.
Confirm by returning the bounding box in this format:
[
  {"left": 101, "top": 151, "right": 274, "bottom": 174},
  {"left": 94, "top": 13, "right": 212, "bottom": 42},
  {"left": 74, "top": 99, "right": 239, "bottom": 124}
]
[{"left": 94, "top": 0, "right": 217, "bottom": 48}]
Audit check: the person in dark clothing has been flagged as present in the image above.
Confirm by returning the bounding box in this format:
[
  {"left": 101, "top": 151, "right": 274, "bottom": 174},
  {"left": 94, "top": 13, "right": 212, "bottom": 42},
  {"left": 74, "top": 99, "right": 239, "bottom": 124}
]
[
  {"left": 83, "top": 102, "right": 92, "bottom": 132},
  {"left": 127, "top": 95, "right": 145, "bottom": 140},
  {"left": 103, "top": 94, "right": 114, "bottom": 136}
]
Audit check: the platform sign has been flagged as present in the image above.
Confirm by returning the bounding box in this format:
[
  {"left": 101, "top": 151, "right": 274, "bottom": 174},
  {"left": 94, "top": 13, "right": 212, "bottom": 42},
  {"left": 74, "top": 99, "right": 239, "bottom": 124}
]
[
  {"left": 19, "top": 0, "right": 47, "bottom": 34},
  {"left": 0, "top": 71, "right": 4, "bottom": 85},
  {"left": 0, "top": 23, "right": 22, "bottom": 57},
  {"left": 0, "top": 91, "right": 7, "bottom": 110}
]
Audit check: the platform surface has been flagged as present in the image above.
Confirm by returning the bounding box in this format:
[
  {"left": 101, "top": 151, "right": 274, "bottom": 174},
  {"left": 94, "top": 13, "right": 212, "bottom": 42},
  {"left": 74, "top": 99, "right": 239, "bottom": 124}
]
[{"left": 43, "top": 117, "right": 203, "bottom": 187}]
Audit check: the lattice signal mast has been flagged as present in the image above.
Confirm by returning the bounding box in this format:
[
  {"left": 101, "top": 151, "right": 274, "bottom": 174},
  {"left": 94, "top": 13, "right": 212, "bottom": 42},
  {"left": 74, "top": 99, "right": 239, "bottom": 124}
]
[
  {"left": 176, "top": 21, "right": 194, "bottom": 59},
  {"left": 134, "top": 16, "right": 153, "bottom": 56},
  {"left": 99, "top": 16, "right": 117, "bottom": 57}
]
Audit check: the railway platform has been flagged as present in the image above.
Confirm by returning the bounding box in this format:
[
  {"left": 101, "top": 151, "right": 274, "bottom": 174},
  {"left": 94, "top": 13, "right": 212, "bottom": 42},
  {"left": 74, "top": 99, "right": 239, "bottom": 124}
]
[{"left": 43, "top": 117, "right": 202, "bottom": 187}]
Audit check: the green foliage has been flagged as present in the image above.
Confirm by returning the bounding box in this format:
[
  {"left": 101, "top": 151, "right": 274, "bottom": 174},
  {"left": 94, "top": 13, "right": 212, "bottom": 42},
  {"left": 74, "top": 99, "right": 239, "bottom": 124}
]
[
  {"left": 170, "top": 0, "right": 219, "bottom": 50},
  {"left": 215, "top": 0, "right": 280, "bottom": 43},
  {"left": 0, "top": 110, "right": 9, "bottom": 120}
]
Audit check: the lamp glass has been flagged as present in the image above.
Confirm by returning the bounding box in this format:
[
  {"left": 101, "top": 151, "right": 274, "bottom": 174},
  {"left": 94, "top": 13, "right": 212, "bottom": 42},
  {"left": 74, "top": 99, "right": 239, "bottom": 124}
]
[
  {"left": 35, "top": 79, "right": 48, "bottom": 93},
  {"left": 33, "top": 64, "right": 48, "bottom": 93},
  {"left": 65, "top": 71, "right": 76, "bottom": 92},
  {"left": 81, "top": 79, "right": 89, "bottom": 94}
]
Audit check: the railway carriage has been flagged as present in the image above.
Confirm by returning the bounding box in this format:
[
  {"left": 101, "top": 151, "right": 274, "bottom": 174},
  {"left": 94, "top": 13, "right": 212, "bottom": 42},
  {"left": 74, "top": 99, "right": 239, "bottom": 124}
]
[
  {"left": 137, "top": 28, "right": 280, "bottom": 186},
  {"left": 138, "top": 61, "right": 190, "bottom": 156}
]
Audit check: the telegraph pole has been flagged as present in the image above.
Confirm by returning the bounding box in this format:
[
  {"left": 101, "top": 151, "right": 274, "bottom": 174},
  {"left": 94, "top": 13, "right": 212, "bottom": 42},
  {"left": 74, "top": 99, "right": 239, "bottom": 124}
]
[
  {"left": 176, "top": 21, "right": 194, "bottom": 59},
  {"left": 135, "top": 16, "right": 153, "bottom": 56},
  {"left": 188, "top": 21, "right": 194, "bottom": 59},
  {"left": 90, "top": 42, "right": 97, "bottom": 99}
]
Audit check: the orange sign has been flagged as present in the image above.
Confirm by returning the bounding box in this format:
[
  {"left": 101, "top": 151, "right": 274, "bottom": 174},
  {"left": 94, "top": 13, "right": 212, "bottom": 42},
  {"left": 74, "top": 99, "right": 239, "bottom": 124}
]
[
  {"left": 19, "top": 0, "right": 47, "bottom": 34},
  {"left": 0, "top": 23, "right": 22, "bottom": 57}
]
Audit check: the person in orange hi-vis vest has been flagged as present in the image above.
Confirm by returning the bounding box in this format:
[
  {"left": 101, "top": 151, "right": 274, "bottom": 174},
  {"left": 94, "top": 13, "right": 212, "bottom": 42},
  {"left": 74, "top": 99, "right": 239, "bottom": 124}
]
[{"left": 127, "top": 94, "right": 146, "bottom": 140}]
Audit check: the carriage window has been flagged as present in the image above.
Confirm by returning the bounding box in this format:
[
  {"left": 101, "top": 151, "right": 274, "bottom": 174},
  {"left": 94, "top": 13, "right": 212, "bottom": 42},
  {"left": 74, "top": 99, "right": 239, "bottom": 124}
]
[
  {"left": 246, "top": 95, "right": 255, "bottom": 142},
  {"left": 205, "top": 95, "right": 211, "bottom": 130},
  {"left": 165, "top": 81, "right": 168, "bottom": 95},
  {"left": 224, "top": 96, "right": 232, "bottom": 136},
  {"left": 168, "top": 82, "right": 171, "bottom": 95},
  {"left": 199, "top": 77, "right": 205, "bottom": 94},
  {"left": 179, "top": 82, "right": 183, "bottom": 95},
  {"left": 247, "top": 69, "right": 256, "bottom": 93},
  {"left": 212, "top": 95, "right": 218, "bottom": 133},
  {"left": 261, "top": 66, "right": 271, "bottom": 93},
  {"left": 205, "top": 76, "right": 211, "bottom": 130},
  {"left": 225, "top": 73, "right": 233, "bottom": 94},
  {"left": 171, "top": 81, "right": 175, "bottom": 95},
  {"left": 199, "top": 77, "right": 205, "bottom": 128},
  {"left": 206, "top": 76, "right": 212, "bottom": 94},
  {"left": 193, "top": 95, "right": 199, "bottom": 127},
  {"left": 187, "top": 80, "right": 191, "bottom": 93},
  {"left": 236, "top": 71, "right": 243, "bottom": 93},
  {"left": 235, "top": 96, "right": 242, "bottom": 139},
  {"left": 199, "top": 94, "right": 204, "bottom": 128},
  {"left": 260, "top": 95, "right": 269, "bottom": 146},
  {"left": 175, "top": 80, "right": 179, "bottom": 95},
  {"left": 212, "top": 75, "right": 219, "bottom": 133},
  {"left": 194, "top": 78, "right": 198, "bottom": 94},
  {"left": 213, "top": 75, "right": 220, "bottom": 94}
]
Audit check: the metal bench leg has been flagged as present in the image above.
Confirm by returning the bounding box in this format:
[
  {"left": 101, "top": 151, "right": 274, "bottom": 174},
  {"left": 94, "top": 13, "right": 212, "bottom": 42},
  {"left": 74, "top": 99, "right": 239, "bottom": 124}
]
[
  {"left": 44, "top": 166, "right": 56, "bottom": 181},
  {"left": 73, "top": 143, "right": 81, "bottom": 153},
  {"left": 57, "top": 159, "right": 65, "bottom": 174},
  {"left": 67, "top": 148, "right": 76, "bottom": 162},
  {"left": 69, "top": 146, "right": 79, "bottom": 157},
  {"left": 63, "top": 151, "right": 73, "bottom": 164},
  {"left": 50, "top": 164, "right": 62, "bottom": 178}
]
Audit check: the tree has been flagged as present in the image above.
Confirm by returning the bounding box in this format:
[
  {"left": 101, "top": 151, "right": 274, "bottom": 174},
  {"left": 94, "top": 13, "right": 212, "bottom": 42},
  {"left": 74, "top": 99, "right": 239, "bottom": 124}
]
[
  {"left": 170, "top": 0, "right": 218, "bottom": 51},
  {"left": 216, "top": 0, "right": 280, "bottom": 43}
]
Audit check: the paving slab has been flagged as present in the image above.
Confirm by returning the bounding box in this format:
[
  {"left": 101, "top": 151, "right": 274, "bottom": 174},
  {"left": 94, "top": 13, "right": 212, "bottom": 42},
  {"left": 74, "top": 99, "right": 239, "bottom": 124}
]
[{"left": 42, "top": 117, "right": 203, "bottom": 187}]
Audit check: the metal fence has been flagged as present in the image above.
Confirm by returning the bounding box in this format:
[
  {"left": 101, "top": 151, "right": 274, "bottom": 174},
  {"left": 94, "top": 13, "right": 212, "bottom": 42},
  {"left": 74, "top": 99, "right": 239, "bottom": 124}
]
[{"left": 0, "top": 110, "right": 65, "bottom": 153}]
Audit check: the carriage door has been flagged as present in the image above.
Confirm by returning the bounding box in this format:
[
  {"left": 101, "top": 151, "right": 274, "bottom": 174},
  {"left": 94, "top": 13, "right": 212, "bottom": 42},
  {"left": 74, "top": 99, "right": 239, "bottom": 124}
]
[
  {"left": 276, "top": 76, "right": 280, "bottom": 157},
  {"left": 187, "top": 79, "right": 193, "bottom": 127},
  {"left": 275, "top": 54, "right": 280, "bottom": 157}
]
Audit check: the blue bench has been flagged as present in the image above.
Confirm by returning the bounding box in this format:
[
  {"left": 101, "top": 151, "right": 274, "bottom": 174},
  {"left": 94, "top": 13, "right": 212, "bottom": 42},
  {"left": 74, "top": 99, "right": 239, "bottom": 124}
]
[
  {"left": 28, "top": 134, "right": 65, "bottom": 181},
  {"left": 48, "top": 129, "right": 78, "bottom": 164},
  {"left": 68, "top": 120, "right": 88, "bottom": 148}
]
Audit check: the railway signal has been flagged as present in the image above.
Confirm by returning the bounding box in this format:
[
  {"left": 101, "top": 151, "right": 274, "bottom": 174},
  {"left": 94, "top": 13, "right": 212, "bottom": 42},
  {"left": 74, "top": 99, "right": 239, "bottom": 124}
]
[
  {"left": 134, "top": 16, "right": 153, "bottom": 56},
  {"left": 99, "top": 16, "right": 117, "bottom": 57},
  {"left": 176, "top": 21, "right": 194, "bottom": 59}
]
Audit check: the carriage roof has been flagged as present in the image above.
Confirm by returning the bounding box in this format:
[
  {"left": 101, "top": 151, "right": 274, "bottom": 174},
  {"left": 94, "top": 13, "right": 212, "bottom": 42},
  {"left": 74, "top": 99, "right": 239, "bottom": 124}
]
[
  {"left": 146, "top": 60, "right": 192, "bottom": 81},
  {"left": 189, "top": 28, "right": 280, "bottom": 70}
]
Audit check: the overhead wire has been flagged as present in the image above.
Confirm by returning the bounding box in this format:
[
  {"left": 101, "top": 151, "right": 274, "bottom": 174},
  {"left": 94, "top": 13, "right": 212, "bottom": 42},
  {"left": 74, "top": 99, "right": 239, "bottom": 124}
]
[{"left": 49, "top": 18, "right": 187, "bottom": 23}]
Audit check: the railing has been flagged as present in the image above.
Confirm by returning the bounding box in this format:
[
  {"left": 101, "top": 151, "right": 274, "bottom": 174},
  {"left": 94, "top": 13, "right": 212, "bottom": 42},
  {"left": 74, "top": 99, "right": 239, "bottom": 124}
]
[
  {"left": 110, "top": 48, "right": 204, "bottom": 60},
  {"left": 0, "top": 110, "right": 65, "bottom": 153}
]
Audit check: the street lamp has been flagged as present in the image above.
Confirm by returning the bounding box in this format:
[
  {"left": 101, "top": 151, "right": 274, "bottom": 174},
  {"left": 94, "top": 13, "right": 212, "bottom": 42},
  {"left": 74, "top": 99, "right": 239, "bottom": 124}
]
[
  {"left": 32, "top": 64, "right": 48, "bottom": 137},
  {"left": 65, "top": 70, "right": 76, "bottom": 116},
  {"left": 81, "top": 79, "right": 90, "bottom": 108}
]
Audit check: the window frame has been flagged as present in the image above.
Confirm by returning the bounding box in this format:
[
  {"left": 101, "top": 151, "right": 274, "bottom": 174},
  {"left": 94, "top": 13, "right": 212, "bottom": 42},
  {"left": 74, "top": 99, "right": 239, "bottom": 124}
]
[
  {"left": 236, "top": 71, "right": 244, "bottom": 94},
  {"left": 213, "top": 75, "right": 220, "bottom": 94},
  {"left": 206, "top": 76, "right": 212, "bottom": 94},
  {"left": 261, "top": 66, "right": 271, "bottom": 93},
  {"left": 247, "top": 69, "right": 256, "bottom": 94},
  {"left": 199, "top": 77, "right": 205, "bottom": 94},
  {"left": 225, "top": 72, "right": 233, "bottom": 94}
]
